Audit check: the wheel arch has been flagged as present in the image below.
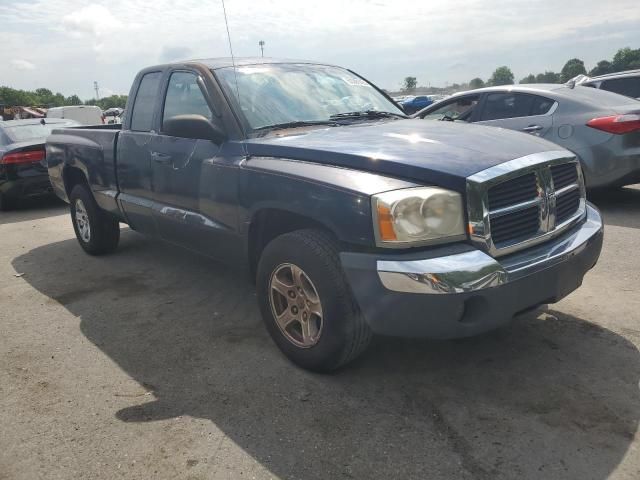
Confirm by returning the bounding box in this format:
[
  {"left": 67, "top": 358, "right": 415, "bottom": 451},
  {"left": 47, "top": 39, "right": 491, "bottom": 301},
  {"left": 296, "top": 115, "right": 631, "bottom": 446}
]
[
  {"left": 247, "top": 207, "right": 340, "bottom": 279},
  {"left": 62, "top": 165, "right": 91, "bottom": 198}
]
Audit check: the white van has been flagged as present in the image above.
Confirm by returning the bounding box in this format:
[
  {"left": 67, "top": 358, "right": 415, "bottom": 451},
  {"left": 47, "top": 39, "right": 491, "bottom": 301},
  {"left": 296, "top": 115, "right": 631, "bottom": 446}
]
[{"left": 46, "top": 106, "right": 104, "bottom": 125}]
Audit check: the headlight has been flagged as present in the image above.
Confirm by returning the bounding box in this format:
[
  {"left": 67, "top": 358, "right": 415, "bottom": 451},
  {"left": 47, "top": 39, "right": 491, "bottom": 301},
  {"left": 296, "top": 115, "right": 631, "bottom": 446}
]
[{"left": 372, "top": 187, "right": 465, "bottom": 247}]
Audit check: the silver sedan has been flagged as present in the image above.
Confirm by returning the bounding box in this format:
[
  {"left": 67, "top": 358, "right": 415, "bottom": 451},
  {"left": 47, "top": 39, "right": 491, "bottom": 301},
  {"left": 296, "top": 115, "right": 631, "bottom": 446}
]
[{"left": 412, "top": 84, "right": 640, "bottom": 189}]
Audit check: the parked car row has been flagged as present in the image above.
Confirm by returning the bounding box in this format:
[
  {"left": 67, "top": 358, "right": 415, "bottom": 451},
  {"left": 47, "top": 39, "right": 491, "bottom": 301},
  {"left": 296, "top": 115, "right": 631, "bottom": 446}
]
[
  {"left": 1, "top": 105, "right": 125, "bottom": 209},
  {"left": 413, "top": 82, "right": 640, "bottom": 189},
  {"left": 45, "top": 58, "right": 607, "bottom": 371},
  {"left": 576, "top": 69, "right": 640, "bottom": 100},
  {"left": 0, "top": 118, "right": 78, "bottom": 210},
  {"left": 399, "top": 95, "right": 433, "bottom": 114},
  {"left": 5, "top": 69, "right": 637, "bottom": 211}
]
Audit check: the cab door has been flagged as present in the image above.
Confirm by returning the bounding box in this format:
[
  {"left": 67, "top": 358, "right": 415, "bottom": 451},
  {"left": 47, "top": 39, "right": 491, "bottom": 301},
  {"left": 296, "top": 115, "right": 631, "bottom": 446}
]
[{"left": 149, "top": 70, "right": 229, "bottom": 255}]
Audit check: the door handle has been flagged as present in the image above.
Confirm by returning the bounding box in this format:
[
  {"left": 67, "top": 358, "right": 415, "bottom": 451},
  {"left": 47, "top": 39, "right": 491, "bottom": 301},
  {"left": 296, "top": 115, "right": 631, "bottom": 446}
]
[
  {"left": 151, "top": 151, "right": 171, "bottom": 164},
  {"left": 522, "top": 125, "right": 543, "bottom": 133}
]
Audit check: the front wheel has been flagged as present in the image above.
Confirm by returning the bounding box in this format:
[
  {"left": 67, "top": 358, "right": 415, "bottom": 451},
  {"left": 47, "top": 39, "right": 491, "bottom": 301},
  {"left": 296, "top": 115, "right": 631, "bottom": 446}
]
[
  {"left": 256, "top": 229, "right": 372, "bottom": 372},
  {"left": 69, "top": 185, "right": 120, "bottom": 255}
]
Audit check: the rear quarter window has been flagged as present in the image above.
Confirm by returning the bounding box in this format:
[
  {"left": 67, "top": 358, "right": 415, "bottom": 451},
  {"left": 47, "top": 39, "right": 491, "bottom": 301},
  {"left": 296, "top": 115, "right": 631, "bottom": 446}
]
[{"left": 130, "top": 72, "right": 162, "bottom": 131}]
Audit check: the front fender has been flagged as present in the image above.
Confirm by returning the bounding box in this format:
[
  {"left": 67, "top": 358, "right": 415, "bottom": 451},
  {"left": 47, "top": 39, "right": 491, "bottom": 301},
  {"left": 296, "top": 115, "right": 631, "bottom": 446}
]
[{"left": 239, "top": 157, "right": 419, "bottom": 246}]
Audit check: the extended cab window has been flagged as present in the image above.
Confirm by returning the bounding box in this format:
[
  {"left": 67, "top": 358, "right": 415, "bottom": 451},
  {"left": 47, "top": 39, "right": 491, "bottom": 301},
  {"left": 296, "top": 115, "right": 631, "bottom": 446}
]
[
  {"left": 421, "top": 95, "right": 479, "bottom": 121},
  {"left": 162, "top": 72, "right": 214, "bottom": 129},
  {"left": 130, "top": 72, "right": 162, "bottom": 131}
]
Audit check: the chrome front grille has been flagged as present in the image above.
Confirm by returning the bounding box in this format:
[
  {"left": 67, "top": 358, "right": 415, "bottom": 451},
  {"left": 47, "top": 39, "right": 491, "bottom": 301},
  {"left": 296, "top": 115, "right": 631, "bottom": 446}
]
[
  {"left": 466, "top": 151, "right": 587, "bottom": 257},
  {"left": 550, "top": 162, "right": 578, "bottom": 190},
  {"left": 556, "top": 187, "right": 581, "bottom": 224},
  {"left": 490, "top": 204, "right": 540, "bottom": 245},
  {"left": 487, "top": 172, "right": 538, "bottom": 209}
]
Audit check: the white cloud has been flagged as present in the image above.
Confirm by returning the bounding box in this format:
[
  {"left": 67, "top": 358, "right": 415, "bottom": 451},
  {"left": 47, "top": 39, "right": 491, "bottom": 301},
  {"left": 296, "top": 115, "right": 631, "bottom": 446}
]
[
  {"left": 0, "top": 0, "right": 638, "bottom": 98},
  {"left": 10, "top": 59, "right": 36, "bottom": 70},
  {"left": 159, "top": 46, "right": 193, "bottom": 63},
  {"left": 62, "top": 4, "right": 123, "bottom": 38}
]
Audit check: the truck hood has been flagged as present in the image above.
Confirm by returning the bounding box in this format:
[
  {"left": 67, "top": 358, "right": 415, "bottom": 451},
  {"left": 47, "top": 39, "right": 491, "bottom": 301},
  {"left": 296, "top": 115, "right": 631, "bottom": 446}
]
[{"left": 244, "top": 119, "right": 567, "bottom": 190}]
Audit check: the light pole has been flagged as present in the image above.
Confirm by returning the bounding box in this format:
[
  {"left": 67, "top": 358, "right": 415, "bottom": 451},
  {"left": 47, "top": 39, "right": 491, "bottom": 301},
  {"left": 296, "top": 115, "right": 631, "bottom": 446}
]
[
  {"left": 93, "top": 81, "right": 100, "bottom": 100},
  {"left": 258, "top": 40, "right": 265, "bottom": 57}
]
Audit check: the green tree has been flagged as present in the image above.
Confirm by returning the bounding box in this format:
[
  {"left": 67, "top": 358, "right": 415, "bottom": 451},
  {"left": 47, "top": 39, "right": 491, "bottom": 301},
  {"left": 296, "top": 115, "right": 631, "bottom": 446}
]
[
  {"left": 560, "top": 58, "right": 587, "bottom": 82},
  {"left": 520, "top": 74, "right": 536, "bottom": 84},
  {"left": 85, "top": 95, "right": 128, "bottom": 110},
  {"left": 589, "top": 60, "right": 614, "bottom": 77},
  {"left": 0, "top": 86, "right": 37, "bottom": 106},
  {"left": 488, "top": 66, "right": 514, "bottom": 86},
  {"left": 0, "top": 86, "right": 127, "bottom": 110},
  {"left": 34, "top": 88, "right": 54, "bottom": 105},
  {"left": 51, "top": 92, "right": 65, "bottom": 107},
  {"left": 469, "top": 77, "right": 485, "bottom": 89},
  {"left": 402, "top": 76, "right": 417, "bottom": 92},
  {"left": 612, "top": 47, "right": 640, "bottom": 71},
  {"left": 535, "top": 71, "right": 561, "bottom": 83},
  {"left": 66, "top": 95, "right": 82, "bottom": 106}
]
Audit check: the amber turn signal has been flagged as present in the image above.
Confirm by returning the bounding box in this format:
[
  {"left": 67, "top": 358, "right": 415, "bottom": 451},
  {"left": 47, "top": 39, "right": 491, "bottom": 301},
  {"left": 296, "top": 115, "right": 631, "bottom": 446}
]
[{"left": 376, "top": 203, "right": 397, "bottom": 241}]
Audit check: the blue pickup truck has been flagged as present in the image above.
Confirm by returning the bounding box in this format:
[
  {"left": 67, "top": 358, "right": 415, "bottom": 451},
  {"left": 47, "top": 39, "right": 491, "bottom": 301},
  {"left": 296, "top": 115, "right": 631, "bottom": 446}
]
[{"left": 47, "top": 58, "right": 603, "bottom": 371}]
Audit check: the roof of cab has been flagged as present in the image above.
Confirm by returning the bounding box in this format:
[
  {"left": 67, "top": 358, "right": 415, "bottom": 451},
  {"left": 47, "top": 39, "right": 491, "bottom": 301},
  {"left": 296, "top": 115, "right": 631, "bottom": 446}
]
[{"left": 184, "top": 57, "right": 337, "bottom": 70}]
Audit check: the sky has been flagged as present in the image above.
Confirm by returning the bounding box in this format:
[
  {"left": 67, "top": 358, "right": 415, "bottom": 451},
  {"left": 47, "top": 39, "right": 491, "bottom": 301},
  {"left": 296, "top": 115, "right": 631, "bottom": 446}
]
[{"left": 1, "top": 0, "right": 639, "bottom": 99}]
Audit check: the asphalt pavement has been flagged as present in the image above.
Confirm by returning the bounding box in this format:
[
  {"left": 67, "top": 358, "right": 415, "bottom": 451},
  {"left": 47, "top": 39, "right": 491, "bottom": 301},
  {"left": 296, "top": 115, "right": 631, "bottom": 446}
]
[{"left": 1, "top": 188, "right": 639, "bottom": 480}]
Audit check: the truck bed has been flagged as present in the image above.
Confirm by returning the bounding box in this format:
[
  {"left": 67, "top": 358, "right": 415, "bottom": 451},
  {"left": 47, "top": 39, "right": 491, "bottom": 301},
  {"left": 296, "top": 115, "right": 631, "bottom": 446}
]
[{"left": 46, "top": 125, "right": 121, "bottom": 215}]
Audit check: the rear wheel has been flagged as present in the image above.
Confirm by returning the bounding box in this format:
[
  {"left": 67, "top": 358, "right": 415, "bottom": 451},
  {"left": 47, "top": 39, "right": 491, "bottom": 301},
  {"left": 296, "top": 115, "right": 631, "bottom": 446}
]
[
  {"left": 69, "top": 185, "right": 120, "bottom": 255},
  {"left": 256, "top": 229, "right": 372, "bottom": 372}
]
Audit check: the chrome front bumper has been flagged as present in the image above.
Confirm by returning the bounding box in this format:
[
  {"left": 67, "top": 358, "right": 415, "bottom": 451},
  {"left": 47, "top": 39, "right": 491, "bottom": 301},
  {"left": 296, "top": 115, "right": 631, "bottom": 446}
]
[{"left": 377, "top": 204, "right": 603, "bottom": 295}]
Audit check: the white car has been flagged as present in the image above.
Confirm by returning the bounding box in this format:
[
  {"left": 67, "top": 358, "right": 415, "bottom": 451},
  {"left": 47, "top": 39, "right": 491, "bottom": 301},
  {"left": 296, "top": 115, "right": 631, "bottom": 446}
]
[{"left": 46, "top": 106, "right": 103, "bottom": 125}]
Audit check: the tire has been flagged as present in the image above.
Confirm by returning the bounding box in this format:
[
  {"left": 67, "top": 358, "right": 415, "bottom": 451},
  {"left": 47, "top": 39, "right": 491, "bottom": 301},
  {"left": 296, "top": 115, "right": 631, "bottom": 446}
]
[
  {"left": 69, "top": 184, "right": 120, "bottom": 255},
  {"left": 256, "top": 229, "right": 372, "bottom": 372}
]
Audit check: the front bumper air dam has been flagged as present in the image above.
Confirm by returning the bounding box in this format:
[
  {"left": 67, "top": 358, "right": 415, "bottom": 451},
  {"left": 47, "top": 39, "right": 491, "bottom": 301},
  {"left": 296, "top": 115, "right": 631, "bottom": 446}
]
[{"left": 340, "top": 203, "right": 603, "bottom": 339}]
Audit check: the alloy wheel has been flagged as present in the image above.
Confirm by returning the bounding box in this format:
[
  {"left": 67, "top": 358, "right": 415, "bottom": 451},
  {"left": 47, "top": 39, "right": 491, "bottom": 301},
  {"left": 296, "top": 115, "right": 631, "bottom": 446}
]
[
  {"left": 75, "top": 199, "right": 91, "bottom": 243},
  {"left": 269, "top": 263, "right": 324, "bottom": 348}
]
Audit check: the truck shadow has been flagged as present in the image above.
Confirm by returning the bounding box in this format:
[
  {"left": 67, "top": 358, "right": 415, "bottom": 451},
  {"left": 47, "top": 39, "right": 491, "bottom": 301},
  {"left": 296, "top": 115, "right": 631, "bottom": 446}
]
[
  {"left": 0, "top": 195, "right": 67, "bottom": 225},
  {"left": 589, "top": 185, "right": 640, "bottom": 230},
  {"left": 13, "top": 233, "right": 640, "bottom": 480}
]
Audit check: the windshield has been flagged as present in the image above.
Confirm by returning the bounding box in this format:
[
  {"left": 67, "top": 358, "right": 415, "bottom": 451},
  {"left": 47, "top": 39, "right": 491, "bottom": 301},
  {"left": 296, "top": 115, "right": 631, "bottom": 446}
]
[
  {"left": 215, "top": 63, "right": 404, "bottom": 131},
  {"left": 3, "top": 120, "right": 79, "bottom": 143}
]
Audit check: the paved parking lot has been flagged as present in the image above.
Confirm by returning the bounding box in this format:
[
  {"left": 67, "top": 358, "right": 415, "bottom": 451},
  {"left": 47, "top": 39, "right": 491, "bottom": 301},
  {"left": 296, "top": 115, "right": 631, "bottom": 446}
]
[{"left": 1, "top": 188, "right": 639, "bottom": 480}]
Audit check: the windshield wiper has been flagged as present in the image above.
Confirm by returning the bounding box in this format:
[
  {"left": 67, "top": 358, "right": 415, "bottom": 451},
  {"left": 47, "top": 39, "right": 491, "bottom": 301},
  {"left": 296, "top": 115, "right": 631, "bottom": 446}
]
[
  {"left": 329, "top": 110, "right": 407, "bottom": 120},
  {"left": 253, "top": 120, "right": 339, "bottom": 132}
]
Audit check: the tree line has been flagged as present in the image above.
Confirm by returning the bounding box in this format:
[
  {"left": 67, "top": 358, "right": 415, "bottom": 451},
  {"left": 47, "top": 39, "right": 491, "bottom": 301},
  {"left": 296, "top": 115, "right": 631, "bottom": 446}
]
[
  {"left": 402, "top": 46, "right": 640, "bottom": 92},
  {"left": 0, "top": 86, "right": 127, "bottom": 110}
]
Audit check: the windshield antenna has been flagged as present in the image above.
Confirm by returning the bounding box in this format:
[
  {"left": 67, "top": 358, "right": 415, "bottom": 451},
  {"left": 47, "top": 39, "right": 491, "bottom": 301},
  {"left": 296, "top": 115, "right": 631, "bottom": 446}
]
[{"left": 220, "top": 0, "right": 249, "bottom": 156}]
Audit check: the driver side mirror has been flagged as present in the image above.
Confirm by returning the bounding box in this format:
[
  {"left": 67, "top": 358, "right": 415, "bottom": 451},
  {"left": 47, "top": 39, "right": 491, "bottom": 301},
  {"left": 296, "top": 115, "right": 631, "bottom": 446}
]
[{"left": 163, "top": 114, "right": 227, "bottom": 144}]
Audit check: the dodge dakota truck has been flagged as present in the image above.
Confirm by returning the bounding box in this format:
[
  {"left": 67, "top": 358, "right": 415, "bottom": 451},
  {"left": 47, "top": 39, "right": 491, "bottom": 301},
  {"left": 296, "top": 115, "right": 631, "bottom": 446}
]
[{"left": 47, "top": 58, "right": 604, "bottom": 371}]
